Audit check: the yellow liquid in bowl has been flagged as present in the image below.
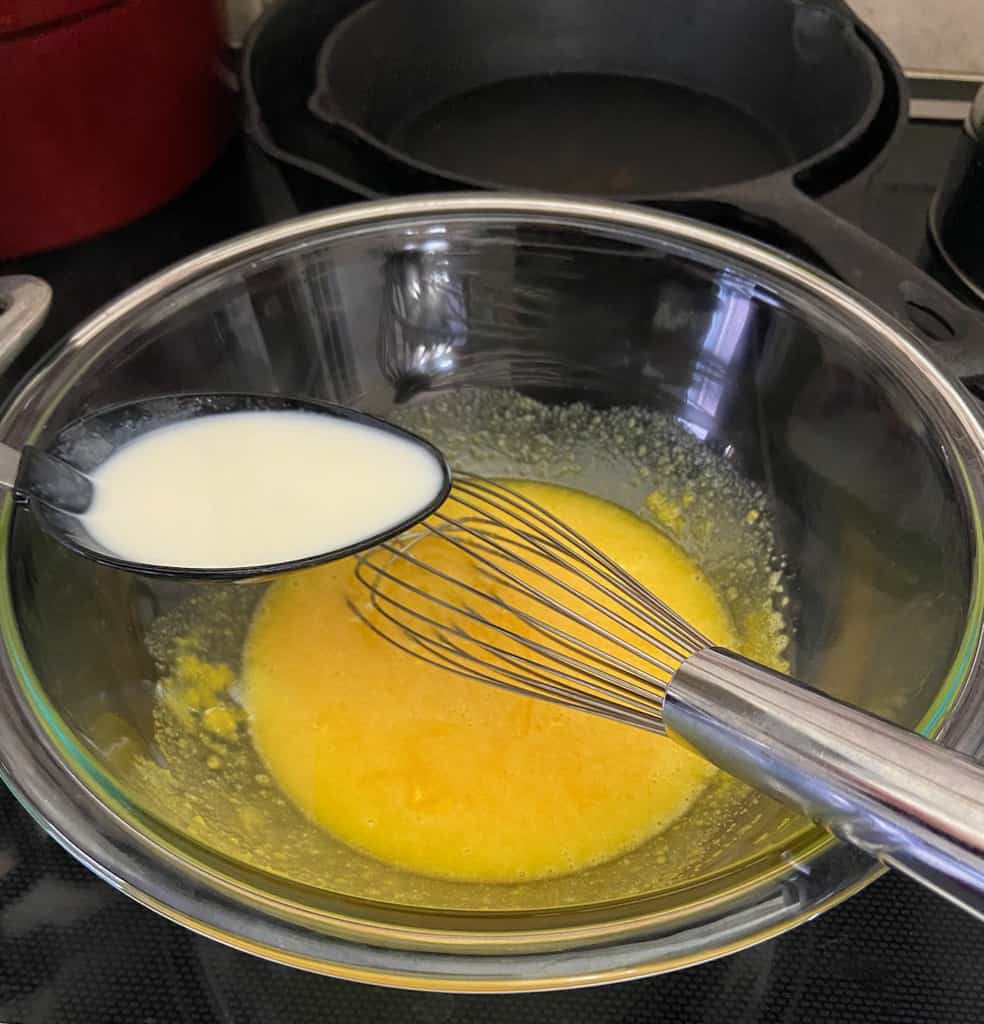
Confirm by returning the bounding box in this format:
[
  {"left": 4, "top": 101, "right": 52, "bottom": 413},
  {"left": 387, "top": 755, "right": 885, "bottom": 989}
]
[{"left": 245, "top": 481, "right": 737, "bottom": 884}]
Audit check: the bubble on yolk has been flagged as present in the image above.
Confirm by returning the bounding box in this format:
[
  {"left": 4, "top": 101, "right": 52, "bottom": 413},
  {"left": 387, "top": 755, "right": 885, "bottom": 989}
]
[{"left": 244, "top": 481, "right": 735, "bottom": 884}]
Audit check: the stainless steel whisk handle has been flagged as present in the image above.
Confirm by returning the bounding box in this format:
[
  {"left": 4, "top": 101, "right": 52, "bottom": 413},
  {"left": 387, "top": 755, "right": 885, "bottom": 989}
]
[{"left": 664, "top": 647, "right": 984, "bottom": 920}]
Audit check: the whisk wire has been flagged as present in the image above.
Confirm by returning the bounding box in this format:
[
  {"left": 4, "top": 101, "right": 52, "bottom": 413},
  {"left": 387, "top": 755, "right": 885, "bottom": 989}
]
[
  {"left": 416, "top": 512, "right": 688, "bottom": 677},
  {"left": 433, "top": 486, "right": 700, "bottom": 661},
  {"left": 452, "top": 475, "right": 708, "bottom": 651},
  {"left": 355, "top": 596, "right": 662, "bottom": 731},
  {"left": 350, "top": 474, "right": 713, "bottom": 732},
  {"left": 355, "top": 542, "right": 676, "bottom": 701},
  {"left": 354, "top": 557, "right": 665, "bottom": 729}
]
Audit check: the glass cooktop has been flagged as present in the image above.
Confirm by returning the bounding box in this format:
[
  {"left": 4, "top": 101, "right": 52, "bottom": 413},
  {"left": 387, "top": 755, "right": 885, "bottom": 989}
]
[{"left": 1, "top": 103, "right": 983, "bottom": 1022}]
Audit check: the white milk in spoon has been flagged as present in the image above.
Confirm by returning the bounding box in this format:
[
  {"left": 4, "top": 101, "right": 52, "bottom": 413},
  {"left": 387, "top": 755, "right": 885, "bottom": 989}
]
[{"left": 82, "top": 410, "right": 446, "bottom": 570}]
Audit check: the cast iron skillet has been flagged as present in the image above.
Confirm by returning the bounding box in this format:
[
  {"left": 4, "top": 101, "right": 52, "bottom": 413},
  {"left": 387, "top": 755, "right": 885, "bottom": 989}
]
[
  {"left": 310, "top": 0, "right": 884, "bottom": 201},
  {"left": 242, "top": 0, "right": 982, "bottom": 365}
]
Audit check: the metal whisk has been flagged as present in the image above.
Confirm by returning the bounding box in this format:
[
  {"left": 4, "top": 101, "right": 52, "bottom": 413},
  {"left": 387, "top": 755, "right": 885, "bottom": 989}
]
[{"left": 353, "top": 474, "right": 984, "bottom": 920}]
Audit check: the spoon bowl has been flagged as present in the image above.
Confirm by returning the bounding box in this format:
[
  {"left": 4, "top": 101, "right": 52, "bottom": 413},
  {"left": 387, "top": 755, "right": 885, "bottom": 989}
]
[{"left": 4, "top": 392, "right": 451, "bottom": 579}]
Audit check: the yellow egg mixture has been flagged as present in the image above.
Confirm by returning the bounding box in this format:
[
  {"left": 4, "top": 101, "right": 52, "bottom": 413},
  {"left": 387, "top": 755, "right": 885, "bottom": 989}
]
[{"left": 245, "top": 481, "right": 736, "bottom": 884}]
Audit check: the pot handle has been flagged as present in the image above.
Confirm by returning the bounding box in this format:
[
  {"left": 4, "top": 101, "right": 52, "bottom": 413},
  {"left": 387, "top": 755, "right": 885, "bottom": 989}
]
[
  {"left": 723, "top": 183, "right": 984, "bottom": 381},
  {"left": 666, "top": 648, "right": 984, "bottom": 921},
  {"left": 0, "top": 276, "right": 52, "bottom": 376},
  {"left": 304, "top": 91, "right": 470, "bottom": 195}
]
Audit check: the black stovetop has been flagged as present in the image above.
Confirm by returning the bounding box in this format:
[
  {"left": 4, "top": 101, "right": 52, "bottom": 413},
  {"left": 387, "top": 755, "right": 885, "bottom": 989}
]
[{"left": 2, "top": 116, "right": 984, "bottom": 1023}]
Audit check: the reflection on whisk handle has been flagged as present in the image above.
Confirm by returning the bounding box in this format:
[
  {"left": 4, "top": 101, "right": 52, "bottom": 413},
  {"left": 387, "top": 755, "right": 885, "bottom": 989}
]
[{"left": 664, "top": 648, "right": 984, "bottom": 921}]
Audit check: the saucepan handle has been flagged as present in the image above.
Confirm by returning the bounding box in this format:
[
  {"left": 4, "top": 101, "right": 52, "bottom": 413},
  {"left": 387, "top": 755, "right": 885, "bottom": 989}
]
[
  {"left": 0, "top": 276, "right": 52, "bottom": 375},
  {"left": 664, "top": 647, "right": 984, "bottom": 920},
  {"left": 303, "top": 99, "right": 469, "bottom": 195},
  {"left": 723, "top": 183, "right": 984, "bottom": 381}
]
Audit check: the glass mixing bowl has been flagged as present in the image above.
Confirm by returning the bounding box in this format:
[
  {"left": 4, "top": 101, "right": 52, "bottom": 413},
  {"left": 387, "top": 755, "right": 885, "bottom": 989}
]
[{"left": 1, "top": 195, "right": 983, "bottom": 991}]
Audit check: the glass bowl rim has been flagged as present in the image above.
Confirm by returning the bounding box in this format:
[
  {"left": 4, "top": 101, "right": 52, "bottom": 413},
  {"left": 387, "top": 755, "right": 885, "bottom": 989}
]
[{"left": 0, "top": 193, "right": 982, "bottom": 989}]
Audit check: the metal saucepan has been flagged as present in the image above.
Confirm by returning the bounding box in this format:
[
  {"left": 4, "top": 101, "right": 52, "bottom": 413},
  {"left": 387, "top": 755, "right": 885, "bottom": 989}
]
[{"left": 1, "top": 196, "right": 984, "bottom": 990}]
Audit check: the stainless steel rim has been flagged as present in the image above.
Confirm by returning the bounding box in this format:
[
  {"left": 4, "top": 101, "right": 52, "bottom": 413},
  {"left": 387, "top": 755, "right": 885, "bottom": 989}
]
[{"left": 0, "top": 194, "right": 983, "bottom": 989}]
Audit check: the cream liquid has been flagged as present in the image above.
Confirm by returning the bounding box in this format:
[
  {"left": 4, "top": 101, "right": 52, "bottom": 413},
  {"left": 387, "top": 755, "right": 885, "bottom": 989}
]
[{"left": 82, "top": 410, "right": 445, "bottom": 569}]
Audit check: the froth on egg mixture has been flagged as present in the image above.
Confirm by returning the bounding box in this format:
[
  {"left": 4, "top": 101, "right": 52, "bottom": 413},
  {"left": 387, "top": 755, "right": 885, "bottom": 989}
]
[{"left": 131, "top": 391, "right": 791, "bottom": 904}]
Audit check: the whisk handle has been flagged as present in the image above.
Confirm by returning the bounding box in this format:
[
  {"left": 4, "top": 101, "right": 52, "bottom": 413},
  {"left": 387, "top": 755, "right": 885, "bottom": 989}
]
[{"left": 664, "top": 647, "right": 984, "bottom": 920}]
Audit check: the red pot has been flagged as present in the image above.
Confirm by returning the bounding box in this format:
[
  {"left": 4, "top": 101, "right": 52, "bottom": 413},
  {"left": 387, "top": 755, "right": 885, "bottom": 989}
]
[{"left": 1, "top": 0, "right": 233, "bottom": 259}]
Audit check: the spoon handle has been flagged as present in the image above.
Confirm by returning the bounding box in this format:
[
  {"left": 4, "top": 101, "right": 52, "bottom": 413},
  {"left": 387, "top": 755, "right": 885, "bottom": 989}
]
[
  {"left": 0, "top": 443, "right": 20, "bottom": 491},
  {"left": 664, "top": 647, "right": 984, "bottom": 920},
  {"left": 0, "top": 276, "right": 51, "bottom": 374},
  {"left": 0, "top": 276, "right": 51, "bottom": 493},
  {"left": 0, "top": 441, "right": 94, "bottom": 513}
]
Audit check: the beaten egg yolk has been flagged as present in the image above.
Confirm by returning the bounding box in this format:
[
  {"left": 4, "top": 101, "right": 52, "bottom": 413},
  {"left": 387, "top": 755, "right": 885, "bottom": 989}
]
[{"left": 245, "top": 481, "right": 734, "bottom": 883}]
